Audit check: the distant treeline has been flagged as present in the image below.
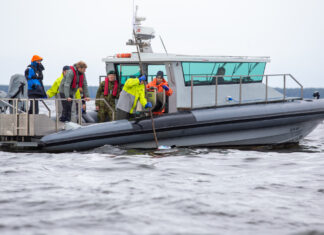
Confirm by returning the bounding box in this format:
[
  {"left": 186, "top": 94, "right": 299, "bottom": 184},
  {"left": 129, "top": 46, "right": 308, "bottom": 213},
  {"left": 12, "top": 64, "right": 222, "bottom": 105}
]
[{"left": 0, "top": 85, "right": 322, "bottom": 99}]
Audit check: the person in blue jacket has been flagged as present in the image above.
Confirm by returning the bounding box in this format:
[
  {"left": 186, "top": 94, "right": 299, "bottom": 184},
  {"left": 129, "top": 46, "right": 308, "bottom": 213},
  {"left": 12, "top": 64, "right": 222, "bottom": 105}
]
[{"left": 24, "top": 55, "right": 46, "bottom": 114}]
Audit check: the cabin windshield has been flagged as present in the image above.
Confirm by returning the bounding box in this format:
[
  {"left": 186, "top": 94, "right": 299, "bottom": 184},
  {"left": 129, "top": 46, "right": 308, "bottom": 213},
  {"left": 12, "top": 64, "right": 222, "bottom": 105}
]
[
  {"left": 182, "top": 62, "right": 266, "bottom": 86},
  {"left": 116, "top": 64, "right": 168, "bottom": 85}
]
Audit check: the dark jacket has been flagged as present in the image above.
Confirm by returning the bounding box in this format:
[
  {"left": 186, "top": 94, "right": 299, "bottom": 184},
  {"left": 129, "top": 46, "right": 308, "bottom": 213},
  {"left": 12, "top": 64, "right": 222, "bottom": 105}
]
[{"left": 25, "top": 62, "right": 46, "bottom": 97}]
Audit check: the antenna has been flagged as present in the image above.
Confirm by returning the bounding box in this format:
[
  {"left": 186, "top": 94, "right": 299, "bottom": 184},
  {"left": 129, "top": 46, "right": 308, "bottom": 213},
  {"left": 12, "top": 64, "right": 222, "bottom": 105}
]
[
  {"left": 159, "top": 35, "right": 168, "bottom": 56},
  {"left": 132, "top": 0, "right": 135, "bottom": 30}
]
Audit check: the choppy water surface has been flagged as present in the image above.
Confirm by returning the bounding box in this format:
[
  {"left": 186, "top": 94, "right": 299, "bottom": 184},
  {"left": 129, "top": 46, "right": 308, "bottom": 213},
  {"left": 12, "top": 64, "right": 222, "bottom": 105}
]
[{"left": 1, "top": 124, "right": 324, "bottom": 235}]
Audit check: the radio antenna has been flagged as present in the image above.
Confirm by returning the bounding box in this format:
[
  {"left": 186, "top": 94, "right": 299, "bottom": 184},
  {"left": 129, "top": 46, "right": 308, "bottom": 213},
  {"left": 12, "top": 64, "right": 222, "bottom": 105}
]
[
  {"left": 159, "top": 35, "right": 168, "bottom": 56},
  {"left": 132, "top": 0, "right": 135, "bottom": 30}
]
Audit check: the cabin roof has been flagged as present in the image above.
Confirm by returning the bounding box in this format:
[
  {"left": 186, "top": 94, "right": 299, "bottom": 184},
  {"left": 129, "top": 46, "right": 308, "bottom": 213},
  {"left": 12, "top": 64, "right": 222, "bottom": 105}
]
[{"left": 102, "top": 52, "right": 271, "bottom": 63}]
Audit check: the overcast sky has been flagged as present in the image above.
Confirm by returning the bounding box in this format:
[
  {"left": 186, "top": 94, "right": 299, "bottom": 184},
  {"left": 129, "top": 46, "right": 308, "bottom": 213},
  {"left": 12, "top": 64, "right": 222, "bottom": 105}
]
[{"left": 0, "top": 0, "right": 323, "bottom": 87}]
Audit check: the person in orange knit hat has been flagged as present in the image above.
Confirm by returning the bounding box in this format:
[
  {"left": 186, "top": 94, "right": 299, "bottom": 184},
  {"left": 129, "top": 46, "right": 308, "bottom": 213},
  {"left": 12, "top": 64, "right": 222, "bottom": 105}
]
[
  {"left": 146, "top": 71, "right": 173, "bottom": 115},
  {"left": 24, "top": 55, "right": 46, "bottom": 114}
]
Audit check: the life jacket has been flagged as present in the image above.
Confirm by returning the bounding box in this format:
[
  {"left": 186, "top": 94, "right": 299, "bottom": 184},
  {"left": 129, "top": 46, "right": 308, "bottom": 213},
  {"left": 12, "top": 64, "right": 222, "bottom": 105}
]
[
  {"left": 104, "top": 78, "right": 118, "bottom": 96},
  {"left": 70, "top": 66, "right": 84, "bottom": 89}
]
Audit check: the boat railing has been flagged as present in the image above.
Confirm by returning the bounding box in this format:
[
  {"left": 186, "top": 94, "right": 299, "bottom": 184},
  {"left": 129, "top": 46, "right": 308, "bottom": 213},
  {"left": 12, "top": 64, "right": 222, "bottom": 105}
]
[
  {"left": 51, "top": 98, "right": 115, "bottom": 131},
  {"left": 0, "top": 98, "right": 114, "bottom": 136},
  {"left": 189, "top": 74, "right": 303, "bottom": 109}
]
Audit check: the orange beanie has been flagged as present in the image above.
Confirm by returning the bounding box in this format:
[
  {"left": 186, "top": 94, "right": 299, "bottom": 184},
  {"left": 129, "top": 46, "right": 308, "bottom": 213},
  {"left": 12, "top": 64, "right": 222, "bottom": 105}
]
[{"left": 31, "top": 55, "right": 43, "bottom": 62}]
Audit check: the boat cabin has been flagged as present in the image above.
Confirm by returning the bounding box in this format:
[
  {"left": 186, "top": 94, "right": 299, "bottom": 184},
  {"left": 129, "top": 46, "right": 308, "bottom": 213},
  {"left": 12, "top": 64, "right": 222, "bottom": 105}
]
[{"left": 103, "top": 53, "right": 285, "bottom": 113}]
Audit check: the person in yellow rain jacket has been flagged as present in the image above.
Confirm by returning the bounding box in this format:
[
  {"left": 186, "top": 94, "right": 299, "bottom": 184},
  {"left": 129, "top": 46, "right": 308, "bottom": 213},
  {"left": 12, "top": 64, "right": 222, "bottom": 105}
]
[
  {"left": 46, "top": 66, "right": 81, "bottom": 118},
  {"left": 116, "top": 75, "right": 152, "bottom": 120}
]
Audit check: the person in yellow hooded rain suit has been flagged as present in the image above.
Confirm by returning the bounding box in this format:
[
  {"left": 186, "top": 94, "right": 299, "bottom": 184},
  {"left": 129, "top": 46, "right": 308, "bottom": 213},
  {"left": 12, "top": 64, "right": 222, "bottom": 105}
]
[
  {"left": 116, "top": 75, "right": 152, "bottom": 120},
  {"left": 46, "top": 66, "right": 81, "bottom": 119}
]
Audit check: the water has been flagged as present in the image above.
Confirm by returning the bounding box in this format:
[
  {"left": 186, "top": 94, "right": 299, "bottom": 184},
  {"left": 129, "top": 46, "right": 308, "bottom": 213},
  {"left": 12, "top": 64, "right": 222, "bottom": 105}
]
[{"left": 1, "top": 106, "right": 324, "bottom": 234}]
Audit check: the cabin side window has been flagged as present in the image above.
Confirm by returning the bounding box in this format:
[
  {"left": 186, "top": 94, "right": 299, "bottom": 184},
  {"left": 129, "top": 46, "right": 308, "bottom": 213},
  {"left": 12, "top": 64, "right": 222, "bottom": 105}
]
[
  {"left": 116, "top": 64, "right": 141, "bottom": 85},
  {"left": 148, "top": 65, "right": 168, "bottom": 83},
  {"left": 182, "top": 62, "right": 266, "bottom": 86}
]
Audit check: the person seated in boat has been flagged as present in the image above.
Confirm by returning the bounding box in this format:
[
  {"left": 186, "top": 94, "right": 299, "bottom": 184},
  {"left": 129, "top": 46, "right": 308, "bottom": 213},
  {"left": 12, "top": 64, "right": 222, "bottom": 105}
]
[
  {"left": 25, "top": 55, "right": 47, "bottom": 114},
  {"left": 46, "top": 66, "right": 82, "bottom": 118},
  {"left": 58, "top": 61, "right": 90, "bottom": 122},
  {"left": 211, "top": 67, "right": 226, "bottom": 84},
  {"left": 116, "top": 75, "right": 152, "bottom": 120},
  {"left": 146, "top": 71, "right": 173, "bottom": 115},
  {"left": 95, "top": 70, "right": 120, "bottom": 122}
]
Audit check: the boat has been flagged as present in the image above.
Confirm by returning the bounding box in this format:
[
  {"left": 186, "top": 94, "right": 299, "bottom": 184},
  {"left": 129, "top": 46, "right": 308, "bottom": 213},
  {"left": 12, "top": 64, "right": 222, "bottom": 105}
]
[
  {"left": 40, "top": 6, "right": 324, "bottom": 152},
  {"left": 1, "top": 6, "right": 324, "bottom": 152}
]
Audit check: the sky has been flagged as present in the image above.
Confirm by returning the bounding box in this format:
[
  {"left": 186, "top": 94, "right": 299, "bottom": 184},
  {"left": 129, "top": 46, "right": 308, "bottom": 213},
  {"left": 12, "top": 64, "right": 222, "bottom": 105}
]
[{"left": 0, "top": 0, "right": 323, "bottom": 87}]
